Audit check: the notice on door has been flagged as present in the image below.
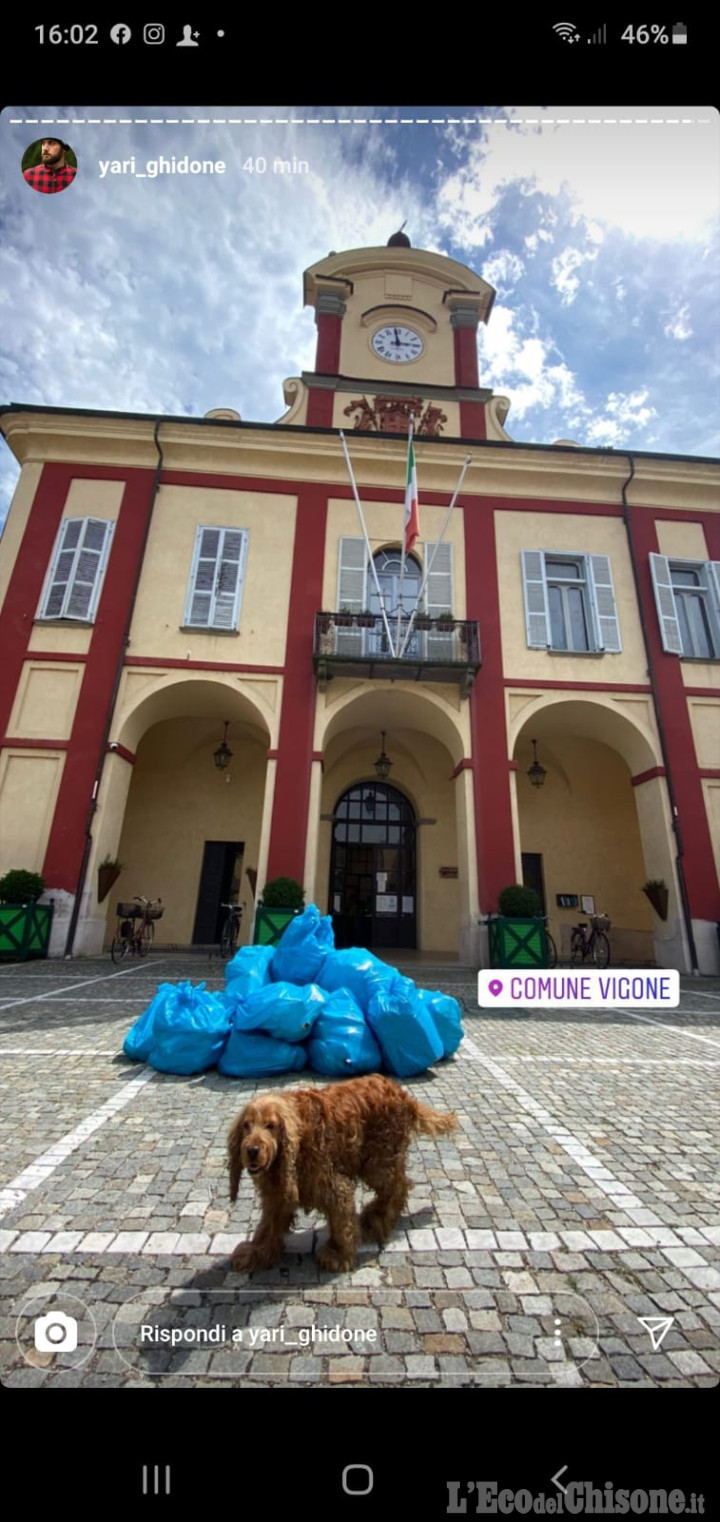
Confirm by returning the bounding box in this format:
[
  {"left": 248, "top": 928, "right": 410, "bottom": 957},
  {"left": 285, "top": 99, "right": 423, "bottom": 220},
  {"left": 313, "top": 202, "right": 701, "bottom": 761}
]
[{"left": 376, "top": 894, "right": 398, "bottom": 914}]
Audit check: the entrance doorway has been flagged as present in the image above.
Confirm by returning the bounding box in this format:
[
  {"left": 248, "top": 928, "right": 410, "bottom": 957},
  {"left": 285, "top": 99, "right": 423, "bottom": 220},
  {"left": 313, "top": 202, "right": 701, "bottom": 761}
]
[
  {"left": 330, "top": 783, "right": 416, "bottom": 949},
  {"left": 521, "top": 852, "right": 546, "bottom": 915},
  {"left": 192, "top": 840, "right": 244, "bottom": 944}
]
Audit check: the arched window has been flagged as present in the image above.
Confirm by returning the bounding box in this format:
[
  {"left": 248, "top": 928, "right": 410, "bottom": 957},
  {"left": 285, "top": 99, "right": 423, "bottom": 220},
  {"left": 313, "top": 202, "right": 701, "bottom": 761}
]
[{"left": 369, "top": 548, "right": 422, "bottom": 618}]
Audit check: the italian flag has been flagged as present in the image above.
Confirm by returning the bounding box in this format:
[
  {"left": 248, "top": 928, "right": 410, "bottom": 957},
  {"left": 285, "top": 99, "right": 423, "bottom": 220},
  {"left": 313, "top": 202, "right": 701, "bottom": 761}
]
[{"left": 404, "top": 435, "right": 419, "bottom": 554}]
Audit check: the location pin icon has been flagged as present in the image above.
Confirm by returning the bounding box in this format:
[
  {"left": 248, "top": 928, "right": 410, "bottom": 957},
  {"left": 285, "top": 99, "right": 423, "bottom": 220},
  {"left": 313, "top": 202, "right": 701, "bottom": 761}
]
[{"left": 488, "top": 979, "right": 503, "bottom": 997}]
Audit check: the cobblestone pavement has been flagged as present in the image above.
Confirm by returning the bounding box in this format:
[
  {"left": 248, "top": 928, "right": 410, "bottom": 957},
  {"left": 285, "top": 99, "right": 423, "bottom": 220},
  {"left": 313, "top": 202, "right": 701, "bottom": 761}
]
[{"left": 1, "top": 952, "right": 718, "bottom": 1389}]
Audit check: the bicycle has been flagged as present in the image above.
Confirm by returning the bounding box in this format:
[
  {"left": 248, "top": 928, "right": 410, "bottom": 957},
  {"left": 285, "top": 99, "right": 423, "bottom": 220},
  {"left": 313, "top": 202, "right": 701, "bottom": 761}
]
[
  {"left": 111, "top": 896, "right": 163, "bottom": 962},
  {"left": 219, "top": 901, "right": 244, "bottom": 959},
  {"left": 570, "top": 913, "right": 611, "bottom": 969},
  {"left": 542, "top": 917, "right": 558, "bottom": 968}
]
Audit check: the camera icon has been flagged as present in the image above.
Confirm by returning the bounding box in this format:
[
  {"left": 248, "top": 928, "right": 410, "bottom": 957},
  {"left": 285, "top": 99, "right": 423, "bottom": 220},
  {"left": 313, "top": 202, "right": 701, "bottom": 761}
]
[
  {"left": 143, "top": 23, "right": 165, "bottom": 43},
  {"left": 34, "top": 1311, "right": 78, "bottom": 1352}
]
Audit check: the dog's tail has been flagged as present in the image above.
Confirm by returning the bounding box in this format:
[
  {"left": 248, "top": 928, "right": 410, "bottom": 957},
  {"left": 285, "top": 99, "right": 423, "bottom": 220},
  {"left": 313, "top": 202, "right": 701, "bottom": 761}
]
[{"left": 412, "top": 1100, "right": 457, "bottom": 1137}]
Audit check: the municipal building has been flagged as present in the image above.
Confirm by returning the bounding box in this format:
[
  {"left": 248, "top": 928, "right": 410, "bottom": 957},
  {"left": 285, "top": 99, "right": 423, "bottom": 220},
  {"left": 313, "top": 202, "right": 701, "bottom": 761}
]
[{"left": 1, "top": 234, "right": 719, "bottom": 970}]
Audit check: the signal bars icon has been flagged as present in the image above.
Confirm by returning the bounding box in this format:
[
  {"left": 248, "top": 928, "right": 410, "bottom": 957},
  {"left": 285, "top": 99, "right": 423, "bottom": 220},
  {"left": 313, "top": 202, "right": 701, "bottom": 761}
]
[{"left": 588, "top": 23, "right": 607, "bottom": 44}]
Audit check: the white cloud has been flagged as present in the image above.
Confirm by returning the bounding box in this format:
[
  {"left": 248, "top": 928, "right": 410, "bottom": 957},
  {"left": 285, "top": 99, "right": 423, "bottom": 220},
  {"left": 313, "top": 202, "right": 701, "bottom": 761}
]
[
  {"left": 584, "top": 390, "right": 657, "bottom": 445},
  {"left": 550, "top": 245, "right": 599, "bottom": 305},
  {"left": 663, "top": 305, "right": 693, "bottom": 341}
]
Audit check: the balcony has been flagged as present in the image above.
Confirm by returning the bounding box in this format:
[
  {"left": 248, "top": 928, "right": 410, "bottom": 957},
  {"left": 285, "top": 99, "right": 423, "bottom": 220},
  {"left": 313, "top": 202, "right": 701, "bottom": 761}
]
[{"left": 313, "top": 612, "right": 481, "bottom": 696}]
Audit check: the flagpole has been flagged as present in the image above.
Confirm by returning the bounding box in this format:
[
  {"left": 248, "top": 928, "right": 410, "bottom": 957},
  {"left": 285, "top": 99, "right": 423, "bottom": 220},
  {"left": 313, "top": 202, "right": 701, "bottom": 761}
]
[
  {"left": 395, "top": 414, "right": 414, "bottom": 660},
  {"left": 339, "top": 431, "right": 396, "bottom": 654},
  {"left": 397, "top": 452, "right": 472, "bottom": 660}
]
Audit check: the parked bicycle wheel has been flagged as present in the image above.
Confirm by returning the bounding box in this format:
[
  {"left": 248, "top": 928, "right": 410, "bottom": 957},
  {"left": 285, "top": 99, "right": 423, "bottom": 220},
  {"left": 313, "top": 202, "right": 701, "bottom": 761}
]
[
  {"left": 546, "top": 932, "right": 558, "bottom": 968},
  {"left": 111, "top": 933, "right": 129, "bottom": 963},
  {"left": 139, "top": 921, "right": 154, "bottom": 955},
  {"left": 593, "top": 932, "right": 610, "bottom": 968},
  {"left": 220, "top": 917, "right": 237, "bottom": 959},
  {"left": 570, "top": 930, "right": 585, "bottom": 966}
]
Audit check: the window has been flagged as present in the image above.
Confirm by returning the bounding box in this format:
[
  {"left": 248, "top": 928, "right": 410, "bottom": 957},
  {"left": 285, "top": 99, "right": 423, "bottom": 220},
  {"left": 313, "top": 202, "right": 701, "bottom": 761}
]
[
  {"left": 521, "top": 551, "right": 621, "bottom": 653},
  {"left": 183, "top": 526, "right": 248, "bottom": 630},
  {"left": 37, "top": 517, "right": 114, "bottom": 621},
  {"left": 335, "top": 537, "right": 453, "bottom": 656},
  {"left": 649, "top": 555, "right": 720, "bottom": 658}
]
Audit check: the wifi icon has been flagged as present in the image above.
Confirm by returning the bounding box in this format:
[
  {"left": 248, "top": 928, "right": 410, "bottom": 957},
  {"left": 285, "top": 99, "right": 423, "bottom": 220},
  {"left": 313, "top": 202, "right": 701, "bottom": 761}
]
[{"left": 553, "top": 21, "right": 581, "bottom": 42}]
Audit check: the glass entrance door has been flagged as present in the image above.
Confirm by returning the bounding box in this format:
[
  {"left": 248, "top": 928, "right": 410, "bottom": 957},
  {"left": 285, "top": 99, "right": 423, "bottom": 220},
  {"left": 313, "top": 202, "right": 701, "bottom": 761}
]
[{"left": 330, "top": 783, "right": 416, "bottom": 949}]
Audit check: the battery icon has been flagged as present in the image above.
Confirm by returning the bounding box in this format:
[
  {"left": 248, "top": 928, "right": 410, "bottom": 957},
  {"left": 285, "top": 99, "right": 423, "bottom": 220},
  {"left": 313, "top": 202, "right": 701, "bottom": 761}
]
[{"left": 672, "top": 23, "right": 687, "bottom": 43}]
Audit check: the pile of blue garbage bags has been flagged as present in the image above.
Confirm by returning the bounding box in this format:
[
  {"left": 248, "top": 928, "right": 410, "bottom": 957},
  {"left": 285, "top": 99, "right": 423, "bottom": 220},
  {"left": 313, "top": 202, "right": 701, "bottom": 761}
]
[{"left": 123, "top": 904, "right": 463, "bottom": 1080}]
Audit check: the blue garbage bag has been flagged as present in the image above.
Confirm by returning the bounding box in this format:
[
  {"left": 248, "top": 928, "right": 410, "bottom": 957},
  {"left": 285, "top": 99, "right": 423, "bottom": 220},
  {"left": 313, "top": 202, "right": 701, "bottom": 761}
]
[
  {"left": 232, "top": 981, "right": 326, "bottom": 1042},
  {"left": 145, "top": 981, "right": 231, "bottom": 1075},
  {"left": 123, "top": 982, "right": 178, "bottom": 1062},
  {"left": 317, "top": 947, "right": 396, "bottom": 1013},
  {"left": 218, "top": 1030, "right": 308, "bottom": 1078},
  {"left": 416, "top": 988, "right": 464, "bottom": 1058},
  {"left": 271, "top": 903, "right": 334, "bottom": 985},
  {"left": 306, "top": 988, "right": 382, "bottom": 1076},
  {"left": 225, "top": 945, "right": 275, "bottom": 1006},
  {"left": 366, "top": 974, "right": 444, "bottom": 1077}
]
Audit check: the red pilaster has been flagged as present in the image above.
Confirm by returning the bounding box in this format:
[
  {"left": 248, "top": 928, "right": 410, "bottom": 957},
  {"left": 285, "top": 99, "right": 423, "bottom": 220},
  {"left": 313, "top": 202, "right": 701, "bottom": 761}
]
[
  {"left": 265, "top": 484, "right": 329, "bottom": 884},
  {"left": 315, "top": 312, "right": 342, "bottom": 375},
  {"left": 463, "top": 497, "right": 516, "bottom": 908},
  {"left": 0, "top": 463, "right": 69, "bottom": 740},
  {"left": 306, "top": 388, "right": 335, "bottom": 427},
  {"left": 453, "top": 326, "right": 479, "bottom": 388},
  {"left": 459, "top": 400, "right": 487, "bottom": 440},
  {"left": 41, "top": 467, "right": 157, "bottom": 891},
  {"left": 628, "top": 508, "right": 718, "bottom": 918}
]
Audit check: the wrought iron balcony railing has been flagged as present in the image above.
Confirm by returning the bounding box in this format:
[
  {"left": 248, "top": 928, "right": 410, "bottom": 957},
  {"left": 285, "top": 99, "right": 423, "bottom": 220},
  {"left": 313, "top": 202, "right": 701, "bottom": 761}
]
[{"left": 313, "top": 612, "right": 481, "bottom": 696}]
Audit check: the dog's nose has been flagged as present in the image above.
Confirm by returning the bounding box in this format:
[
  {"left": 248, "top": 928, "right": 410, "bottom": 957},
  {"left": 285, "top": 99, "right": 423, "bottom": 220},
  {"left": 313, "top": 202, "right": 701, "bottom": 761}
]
[{"left": 247, "top": 1146, "right": 259, "bottom": 1162}]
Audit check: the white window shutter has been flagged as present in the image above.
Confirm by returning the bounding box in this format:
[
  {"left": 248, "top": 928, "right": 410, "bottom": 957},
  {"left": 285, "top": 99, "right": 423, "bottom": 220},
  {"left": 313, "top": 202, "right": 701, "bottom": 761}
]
[
  {"left": 336, "top": 537, "right": 367, "bottom": 654},
  {"left": 425, "top": 541, "right": 454, "bottom": 658},
  {"left": 586, "top": 554, "right": 622, "bottom": 652},
  {"left": 707, "top": 562, "right": 720, "bottom": 624},
  {"left": 184, "top": 526, "right": 248, "bottom": 628},
  {"left": 38, "top": 518, "right": 113, "bottom": 621},
  {"left": 521, "top": 551, "right": 551, "bottom": 647},
  {"left": 649, "top": 553, "right": 683, "bottom": 655},
  {"left": 424, "top": 541, "right": 453, "bottom": 615}
]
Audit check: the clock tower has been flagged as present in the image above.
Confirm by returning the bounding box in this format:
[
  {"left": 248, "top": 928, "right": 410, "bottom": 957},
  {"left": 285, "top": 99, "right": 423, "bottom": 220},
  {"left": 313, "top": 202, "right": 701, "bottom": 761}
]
[{"left": 294, "top": 232, "right": 510, "bottom": 441}]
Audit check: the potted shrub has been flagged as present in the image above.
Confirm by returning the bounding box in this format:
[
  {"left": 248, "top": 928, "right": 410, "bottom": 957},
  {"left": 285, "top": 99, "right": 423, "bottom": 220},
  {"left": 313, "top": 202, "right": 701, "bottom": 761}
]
[
  {"left": 254, "top": 876, "right": 305, "bottom": 947},
  {"left": 434, "top": 610, "right": 455, "bottom": 632},
  {"left": 355, "top": 610, "right": 376, "bottom": 628},
  {"left": 0, "top": 869, "right": 53, "bottom": 961},
  {"left": 489, "top": 883, "right": 548, "bottom": 969},
  {"left": 414, "top": 612, "right": 434, "bottom": 630},
  {"left": 642, "top": 878, "right": 669, "bottom": 921},
  {"left": 334, "top": 607, "right": 355, "bottom": 628},
  {"left": 98, "top": 854, "right": 124, "bottom": 904}
]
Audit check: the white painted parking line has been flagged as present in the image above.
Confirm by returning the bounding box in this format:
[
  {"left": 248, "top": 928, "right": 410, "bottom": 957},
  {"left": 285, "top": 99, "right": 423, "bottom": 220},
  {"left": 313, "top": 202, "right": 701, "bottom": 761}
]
[
  {"left": 609, "top": 1007, "right": 720, "bottom": 1050},
  {"left": 461, "top": 1035, "right": 657, "bottom": 1217},
  {"left": 679, "top": 988, "right": 720, "bottom": 1003},
  {"left": 1, "top": 1226, "right": 717, "bottom": 1259},
  {"left": 0, "top": 1067, "right": 156, "bottom": 1220},
  {"left": 0, "top": 959, "right": 170, "bottom": 1012}
]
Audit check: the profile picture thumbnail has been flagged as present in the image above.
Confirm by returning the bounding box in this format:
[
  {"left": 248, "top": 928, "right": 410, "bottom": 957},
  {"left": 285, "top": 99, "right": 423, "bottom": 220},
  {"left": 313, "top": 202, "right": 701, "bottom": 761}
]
[{"left": 22, "top": 137, "right": 77, "bottom": 194}]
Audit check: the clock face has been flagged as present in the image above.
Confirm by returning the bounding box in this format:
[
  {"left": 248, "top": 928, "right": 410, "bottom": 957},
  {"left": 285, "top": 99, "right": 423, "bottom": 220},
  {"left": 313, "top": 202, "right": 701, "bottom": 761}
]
[{"left": 372, "top": 325, "right": 424, "bottom": 363}]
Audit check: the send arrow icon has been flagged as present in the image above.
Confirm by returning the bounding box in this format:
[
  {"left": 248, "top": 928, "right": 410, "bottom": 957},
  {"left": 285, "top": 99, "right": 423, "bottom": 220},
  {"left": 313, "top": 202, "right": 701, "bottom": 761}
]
[{"left": 637, "top": 1316, "right": 675, "bottom": 1350}]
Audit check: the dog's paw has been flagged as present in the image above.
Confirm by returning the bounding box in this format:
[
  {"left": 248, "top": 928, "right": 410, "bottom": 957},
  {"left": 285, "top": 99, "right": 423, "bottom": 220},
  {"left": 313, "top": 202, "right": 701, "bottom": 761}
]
[
  {"left": 230, "top": 1242, "right": 271, "bottom": 1274},
  {"left": 359, "top": 1204, "right": 390, "bottom": 1245},
  {"left": 316, "top": 1240, "right": 356, "bottom": 1273}
]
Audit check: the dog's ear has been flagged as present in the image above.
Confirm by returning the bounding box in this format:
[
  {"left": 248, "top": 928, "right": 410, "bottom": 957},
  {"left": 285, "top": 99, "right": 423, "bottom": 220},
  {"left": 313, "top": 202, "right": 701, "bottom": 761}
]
[
  {"left": 227, "top": 1113, "right": 245, "bottom": 1202},
  {"left": 275, "top": 1100, "right": 301, "bottom": 1209}
]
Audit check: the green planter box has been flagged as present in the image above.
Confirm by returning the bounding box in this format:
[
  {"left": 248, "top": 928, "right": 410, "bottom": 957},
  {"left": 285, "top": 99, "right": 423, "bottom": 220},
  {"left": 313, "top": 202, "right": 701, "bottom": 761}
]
[
  {"left": 489, "top": 915, "right": 548, "bottom": 969},
  {"left": 253, "top": 906, "right": 299, "bottom": 947},
  {"left": 0, "top": 902, "right": 54, "bottom": 961}
]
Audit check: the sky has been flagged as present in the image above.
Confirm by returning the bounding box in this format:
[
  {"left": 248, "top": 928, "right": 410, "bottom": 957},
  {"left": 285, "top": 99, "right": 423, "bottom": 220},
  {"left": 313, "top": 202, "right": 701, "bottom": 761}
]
[{"left": 1, "top": 104, "right": 718, "bottom": 529}]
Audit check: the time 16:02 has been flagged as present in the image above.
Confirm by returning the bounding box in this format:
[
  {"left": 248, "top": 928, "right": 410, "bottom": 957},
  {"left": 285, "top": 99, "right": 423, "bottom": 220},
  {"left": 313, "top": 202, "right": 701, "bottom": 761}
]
[{"left": 35, "top": 24, "right": 99, "bottom": 43}]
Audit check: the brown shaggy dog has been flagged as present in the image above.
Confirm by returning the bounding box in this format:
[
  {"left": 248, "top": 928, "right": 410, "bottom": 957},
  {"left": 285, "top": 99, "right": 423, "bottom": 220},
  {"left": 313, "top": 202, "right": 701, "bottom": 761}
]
[{"left": 227, "top": 1073, "right": 457, "bottom": 1273}]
